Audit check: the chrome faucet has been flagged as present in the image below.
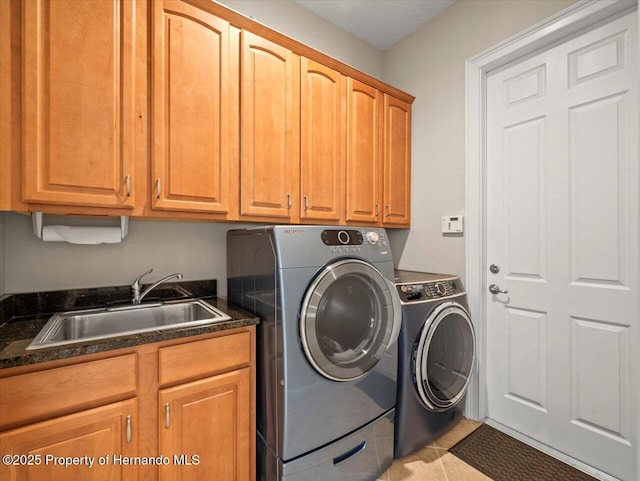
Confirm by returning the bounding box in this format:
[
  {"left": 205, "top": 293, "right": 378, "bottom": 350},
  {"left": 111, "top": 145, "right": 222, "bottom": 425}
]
[{"left": 131, "top": 269, "right": 183, "bottom": 304}]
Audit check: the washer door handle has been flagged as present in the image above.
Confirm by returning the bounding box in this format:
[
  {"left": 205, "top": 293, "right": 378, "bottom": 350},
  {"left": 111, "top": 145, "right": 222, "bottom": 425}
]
[{"left": 386, "top": 277, "right": 402, "bottom": 345}]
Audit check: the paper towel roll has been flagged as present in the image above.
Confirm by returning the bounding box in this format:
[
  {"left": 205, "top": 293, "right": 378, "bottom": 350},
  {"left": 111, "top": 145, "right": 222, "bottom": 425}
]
[{"left": 41, "top": 225, "right": 123, "bottom": 244}]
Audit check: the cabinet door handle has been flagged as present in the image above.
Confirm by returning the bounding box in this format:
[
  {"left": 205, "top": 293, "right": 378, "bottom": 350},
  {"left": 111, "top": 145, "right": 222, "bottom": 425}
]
[
  {"left": 126, "top": 415, "right": 132, "bottom": 443},
  {"left": 287, "top": 193, "right": 292, "bottom": 209},
  {"left": 385, "top": 205, "right": 391, "bottom": 217},
  {"left": 125, "top": 175, "right": 132, "bottom": 197},
  {"left": 156, "top": 178, "right": 162, "bottom": 199},
  {"left": 303, "top": 195, "right": 309, "bottom": 210},
  {"left": 165, "top": 403, "right": 171, "bottom": 429},
  {"left": 375, "top": 204, "right": 380, "bottom": 216}
]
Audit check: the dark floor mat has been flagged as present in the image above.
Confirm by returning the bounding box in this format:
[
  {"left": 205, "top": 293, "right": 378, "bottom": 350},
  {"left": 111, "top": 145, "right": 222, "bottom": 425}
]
[{"left": 449, "top": 424, "right": 597, "bottom": 481}]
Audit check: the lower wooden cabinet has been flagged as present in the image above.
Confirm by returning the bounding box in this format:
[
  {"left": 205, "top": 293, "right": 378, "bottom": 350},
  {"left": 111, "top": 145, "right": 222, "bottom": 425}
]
[
  {"left": 0, "top": 399, "right": 138, "bottom": 481},
  {"left": 0, "top": 327, "right": 255, "bottom": 481},
  {"left": 159, "top": 368, "right": 251, "bottom": 481}
]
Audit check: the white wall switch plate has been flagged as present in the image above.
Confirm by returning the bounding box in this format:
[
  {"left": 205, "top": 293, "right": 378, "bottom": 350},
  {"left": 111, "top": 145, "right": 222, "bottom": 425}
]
[{"left": 442, "top": 215, "right": 464, "bottom": 234}]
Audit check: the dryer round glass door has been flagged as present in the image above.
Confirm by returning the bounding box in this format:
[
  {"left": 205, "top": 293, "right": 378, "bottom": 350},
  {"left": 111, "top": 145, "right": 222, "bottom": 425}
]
[
  {"left": 300, "top": 259, "right": 401, "bottom": 382},
  {"left": 414, "top": 302, "right": 476, "bottom": 410}
]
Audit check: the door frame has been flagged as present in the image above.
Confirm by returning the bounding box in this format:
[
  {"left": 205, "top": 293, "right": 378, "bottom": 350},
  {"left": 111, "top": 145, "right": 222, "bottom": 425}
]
[{"left": 465, "top": 0, "right": 637, "bottom": 459}]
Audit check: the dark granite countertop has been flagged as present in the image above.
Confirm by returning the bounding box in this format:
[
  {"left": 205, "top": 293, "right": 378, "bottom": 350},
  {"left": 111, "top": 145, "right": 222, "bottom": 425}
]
[{"left": 0, "top": 280, "right": 259, "bottom": 370}]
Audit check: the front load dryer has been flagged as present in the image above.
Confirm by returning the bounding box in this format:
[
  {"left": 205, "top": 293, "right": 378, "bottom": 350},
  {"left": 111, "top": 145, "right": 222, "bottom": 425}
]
[
  {"left": 393, "top": 270, "right": 476, "bottom": 459},
  {"left": 227, "top": 226, "right": 402, "bottom": 481}
]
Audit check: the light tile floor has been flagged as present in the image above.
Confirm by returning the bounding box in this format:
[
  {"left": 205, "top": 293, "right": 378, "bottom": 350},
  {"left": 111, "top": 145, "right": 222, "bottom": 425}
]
[{"left": 377, "top": 418, "right": 492, "bottom": 481}]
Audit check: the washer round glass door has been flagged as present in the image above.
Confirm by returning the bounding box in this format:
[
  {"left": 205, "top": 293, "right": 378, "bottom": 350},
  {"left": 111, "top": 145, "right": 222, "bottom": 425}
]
[
  {"left": 300, "top": 259, "right": 401, "bottom": 382},
  {"left": 414, "top": 302, "right": 475, "bottom": 410}
]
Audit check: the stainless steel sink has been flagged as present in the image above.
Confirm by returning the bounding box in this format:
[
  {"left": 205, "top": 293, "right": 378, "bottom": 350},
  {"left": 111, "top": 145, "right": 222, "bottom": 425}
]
[{"left": 27, "top": 300, "right": 231, "bottom": 350}]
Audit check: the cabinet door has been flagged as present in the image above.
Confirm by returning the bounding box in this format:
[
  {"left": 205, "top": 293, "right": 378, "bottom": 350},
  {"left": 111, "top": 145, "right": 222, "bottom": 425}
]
[
  {"left": 22, "top": 0, "right": 138, "bottom": 209},
  {"left": 240, "top": 31, "right": 299, "bottom": 219},
  {"left": 346, "top": 78, "right": 383, "bottom": 224},
  {"left": 382, "top": 95, "right": 411, "bottom": 226},
  {"left": 152, "top": 0, "right": 239, "bottom": 215},
  {"left": 300, "top": 58, "right": 345, "bottom": 222},
  {"left": 159, "top": 368, "right": 251, "bottom": 481},
  {"left": 0, "top": 399, "right": 138, "bottom": 481}
]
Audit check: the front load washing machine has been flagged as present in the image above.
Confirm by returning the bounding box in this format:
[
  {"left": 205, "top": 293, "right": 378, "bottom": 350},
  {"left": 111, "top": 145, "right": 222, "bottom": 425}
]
[
  {"left": 227, "top": 226, "right": 402, "bottom": 481},
  {"left": 393, "top": 270, "right": 476, "bottom": 459}
]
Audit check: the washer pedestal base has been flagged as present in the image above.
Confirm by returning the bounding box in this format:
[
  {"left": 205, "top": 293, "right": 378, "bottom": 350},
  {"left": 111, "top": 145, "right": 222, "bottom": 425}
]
[{"left": 258, "top": 409, "right": 395, "bottom": 481}]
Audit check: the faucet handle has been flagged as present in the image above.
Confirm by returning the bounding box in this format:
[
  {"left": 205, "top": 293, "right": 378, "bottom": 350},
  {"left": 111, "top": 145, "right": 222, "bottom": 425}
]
[{"left": 132, "top": 268, "right": 153, "bottom": 291}]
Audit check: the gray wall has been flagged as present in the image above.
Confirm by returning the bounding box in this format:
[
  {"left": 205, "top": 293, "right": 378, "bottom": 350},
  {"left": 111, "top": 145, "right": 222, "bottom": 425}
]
[
  {"left": 3, "top": 212, "right": 239, "bottom": 296},
  {"left": 217, "top": 0, "right": 384, "bottom": 78},
  {"left": 385, "top": 0, "right": 577, "bottom": 281}
]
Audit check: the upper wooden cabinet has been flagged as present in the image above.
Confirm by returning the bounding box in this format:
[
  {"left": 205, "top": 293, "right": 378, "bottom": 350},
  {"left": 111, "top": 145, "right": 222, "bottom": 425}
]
[
  {"left": 382, "top": 95, "right": 411, "bottom": 227},
  {"left": 151, "top": 0, "right": 239, "bottom": 215},
  {"left": 300, "top": 58, "right": 345, "bottom": 223},
  {"left": 345, "top": 84, "right": 411, "bottom": 227},
  {"left": 22, "top": 0, "right": 140, "bottom": 209},
  {"left": 4, "top": 0, "right": 413, "bottom": 226},
  {"left": 346, "top": 78, "right": 383, "bottom": 224},
  {"left": 240, "top": 31, "right": 300, "bottom": 220}
]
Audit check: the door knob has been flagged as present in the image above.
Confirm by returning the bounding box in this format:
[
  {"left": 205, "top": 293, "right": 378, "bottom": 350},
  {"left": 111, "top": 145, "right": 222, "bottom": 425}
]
[{"left": 489, "top": 284, "right": 508, "bottom": 295}]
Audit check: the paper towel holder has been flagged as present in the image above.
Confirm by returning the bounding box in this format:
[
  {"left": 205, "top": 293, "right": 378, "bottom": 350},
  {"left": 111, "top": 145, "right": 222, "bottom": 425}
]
[{"left": 32, "top": 212, "right": 129, "bottom": 244}]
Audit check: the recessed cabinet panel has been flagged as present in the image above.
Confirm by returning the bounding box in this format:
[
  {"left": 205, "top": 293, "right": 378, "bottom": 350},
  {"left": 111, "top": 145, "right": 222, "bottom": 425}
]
[
  {"left": 346, "top": 79, "right": 382, "bottom": 224},
  {"left": 22, "top": 0, "right": 137, "bottom": 209},
  {"left": 383, "top": 95, "right": 411, "bottom": 226},
  {"left": 159, "top": 369, "right": 251, "bottom": 481},
  {"left": 152, "top": 0, "right": 238, "bottom": 214},
  {"left": 300, "top": 58, "right": 345, "bottom": 222},
  {"left": 240, "top": 31, "right": 299, "bottom": 219},
  {"left": 0, "top": 399, "right": 138, "bottom": 481}
]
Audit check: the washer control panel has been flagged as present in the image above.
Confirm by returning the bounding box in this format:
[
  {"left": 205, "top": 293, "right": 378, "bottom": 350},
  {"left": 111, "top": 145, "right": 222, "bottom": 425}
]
[{"left": 396, "top": 278, "right": 464, "bottom": 302}]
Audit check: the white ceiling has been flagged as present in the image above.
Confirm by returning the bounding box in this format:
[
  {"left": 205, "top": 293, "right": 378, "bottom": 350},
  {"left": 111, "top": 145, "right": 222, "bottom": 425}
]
[{"left": 295, "top": 0, "right": 455, "bottom": 51}]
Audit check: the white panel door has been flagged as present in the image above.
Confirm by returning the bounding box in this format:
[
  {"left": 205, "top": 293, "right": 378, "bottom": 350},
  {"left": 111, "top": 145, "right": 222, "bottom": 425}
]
[{"left": 486, "top": 12, "right": 638, "bottom": 481}]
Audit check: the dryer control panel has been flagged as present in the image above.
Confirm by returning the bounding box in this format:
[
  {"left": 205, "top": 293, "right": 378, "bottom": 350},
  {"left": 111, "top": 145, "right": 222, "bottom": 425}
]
[{"left": 396, "top": 278, "right": 464, "bottom": 303}]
